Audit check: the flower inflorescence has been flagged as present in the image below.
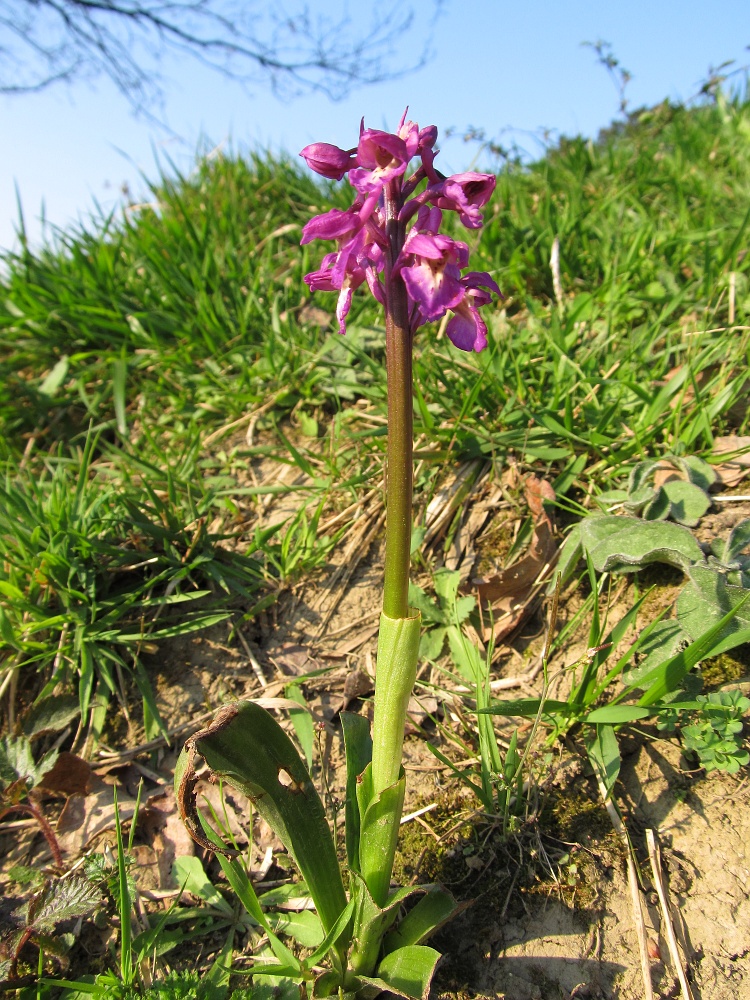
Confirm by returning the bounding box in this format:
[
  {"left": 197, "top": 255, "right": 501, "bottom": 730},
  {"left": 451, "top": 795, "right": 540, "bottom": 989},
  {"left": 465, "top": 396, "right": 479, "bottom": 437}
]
[{"left": 300, "top": 109, "right": 500, "bottom": 352}]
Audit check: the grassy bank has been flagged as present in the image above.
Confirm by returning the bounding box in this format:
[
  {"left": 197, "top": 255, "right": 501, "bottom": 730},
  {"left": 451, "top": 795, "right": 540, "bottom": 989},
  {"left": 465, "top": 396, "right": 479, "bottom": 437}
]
[{"left": 0, "top": 85, "right": 749, "bottom": 995}]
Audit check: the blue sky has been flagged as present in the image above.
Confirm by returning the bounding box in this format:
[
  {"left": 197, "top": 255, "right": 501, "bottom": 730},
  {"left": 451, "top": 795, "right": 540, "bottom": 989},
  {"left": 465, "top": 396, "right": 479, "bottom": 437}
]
[{"left": 1, "top": 0, "right": 749, "bottom": 252}]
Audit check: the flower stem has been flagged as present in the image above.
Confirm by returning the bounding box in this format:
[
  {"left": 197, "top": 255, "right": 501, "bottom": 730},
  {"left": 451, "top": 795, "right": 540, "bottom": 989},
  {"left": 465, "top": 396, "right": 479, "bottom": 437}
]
[{"left": 382, "top": 181, "right": 413, "bottom": 620}]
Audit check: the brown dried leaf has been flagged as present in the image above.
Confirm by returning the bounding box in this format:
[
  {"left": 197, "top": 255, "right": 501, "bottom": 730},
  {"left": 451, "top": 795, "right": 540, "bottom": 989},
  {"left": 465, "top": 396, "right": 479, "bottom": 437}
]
[
  {"left": 405, "top": 695, "right": 439, "bottom": 734},
  {"left": 652, "top": 460, "right": 684, "bottom": 488},
  {"left": 139, "top": 788, "right": 196, "bottom": 889},
  {"left": 343, "top": 669, "right": 374, "bottom": 704},
  {"left": 56, "top": 779, "right": 143, "bottom": 857},
  {"left": 329, "top": 624, "right": 379, "bottom": 657},
  {"left": 713, "top": 435, "right": 750, "bottom": 487},
  {"left": 473, "top": 476, "right": 558, "bottom": 643},
  {"left": 38, "top": 752, "right": 91, "bottom": 797},
  {"left": 266, "top": 643, "right": 311, "bottom": 676}
]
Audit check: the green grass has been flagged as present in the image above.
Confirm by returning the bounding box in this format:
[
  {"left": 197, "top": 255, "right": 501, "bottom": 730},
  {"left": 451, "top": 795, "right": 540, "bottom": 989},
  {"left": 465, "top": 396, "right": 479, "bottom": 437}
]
[{"left": 1, "top": 90, "right": 749, "bottom": 733}]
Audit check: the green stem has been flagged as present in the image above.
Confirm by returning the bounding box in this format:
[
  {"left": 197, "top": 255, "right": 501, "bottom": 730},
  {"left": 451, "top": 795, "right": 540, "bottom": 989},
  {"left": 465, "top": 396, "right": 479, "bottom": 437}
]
[{"left": 382, "top": 182, "right": 413, "bottom": 620}]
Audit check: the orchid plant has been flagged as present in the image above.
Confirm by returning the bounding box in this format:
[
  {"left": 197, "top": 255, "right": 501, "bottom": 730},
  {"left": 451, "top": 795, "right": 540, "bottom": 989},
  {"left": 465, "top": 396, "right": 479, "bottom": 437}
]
[{"left": 176, "top": 110, "right": 499, "bottom": 999}]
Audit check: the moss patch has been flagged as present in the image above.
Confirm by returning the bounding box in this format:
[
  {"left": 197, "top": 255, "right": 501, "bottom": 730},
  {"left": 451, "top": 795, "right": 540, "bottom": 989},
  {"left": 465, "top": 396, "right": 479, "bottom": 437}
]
[{"left": 702, "top": 646, "right": 750, "bottom": 688}]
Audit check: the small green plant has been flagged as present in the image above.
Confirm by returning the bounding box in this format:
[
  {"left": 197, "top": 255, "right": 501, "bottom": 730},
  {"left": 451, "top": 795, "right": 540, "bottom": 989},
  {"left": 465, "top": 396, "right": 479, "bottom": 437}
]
[
  {"left": 555, "top": 456, "right": 750, "bottom": 693},
  {"left": 482, "top": 559, "right": 750, "bottom": 796},
  {"left": 408, "top": 568, "right": 525, "bottom": 828},
  {"left": 678, "top": 690, "right": 750, "bottom": 773},
  {"left": 0, "top": 695, "right": 81, "bottom": 869}
]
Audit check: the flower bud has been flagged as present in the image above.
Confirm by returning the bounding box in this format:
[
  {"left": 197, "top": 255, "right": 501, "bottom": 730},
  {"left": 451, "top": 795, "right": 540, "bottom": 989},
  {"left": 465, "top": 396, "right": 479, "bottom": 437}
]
[{"left": 299, "top": 142, "right": 356, "bottom": 180}]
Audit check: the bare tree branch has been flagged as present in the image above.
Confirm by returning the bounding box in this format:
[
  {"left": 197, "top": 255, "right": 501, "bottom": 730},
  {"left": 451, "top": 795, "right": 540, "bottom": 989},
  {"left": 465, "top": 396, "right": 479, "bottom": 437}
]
[{"left": 0, "top": 0, "right": 444, "bottom": 109}]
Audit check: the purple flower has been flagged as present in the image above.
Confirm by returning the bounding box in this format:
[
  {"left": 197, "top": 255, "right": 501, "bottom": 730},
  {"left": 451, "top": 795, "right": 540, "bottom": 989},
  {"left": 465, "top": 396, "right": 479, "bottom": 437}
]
[
  {"left": 299, "top": 142, "right": 357, "bottom": 180},
  {"left": 431, "top": 172, "right": 497, "bottom": 230},
  {"left": 304, "top": 228, "right": 383, "bottom": 335},
  {"left": 349, "top": 128, "right": 410, "bottom": 196},
  {"left": 446, "top": 272, "right": 502, "bottom": 352},
  {"left": 397, "top": 221, "right": 470, "bottom": 324},
  {"left": 300, "top": 207, "right": 361, "bottom": 245},
  {"left": 299, "top": 112, "right": 500, "bottom": 351}
]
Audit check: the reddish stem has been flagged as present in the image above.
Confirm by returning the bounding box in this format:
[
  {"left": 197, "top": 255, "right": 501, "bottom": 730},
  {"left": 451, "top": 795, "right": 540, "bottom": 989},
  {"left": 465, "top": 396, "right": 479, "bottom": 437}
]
[
  {"left": 382, "top": 179, "right": 413, "bottom": 619},
  {"left": 0, "top": 802, "right": 64, "bottom": 868}
]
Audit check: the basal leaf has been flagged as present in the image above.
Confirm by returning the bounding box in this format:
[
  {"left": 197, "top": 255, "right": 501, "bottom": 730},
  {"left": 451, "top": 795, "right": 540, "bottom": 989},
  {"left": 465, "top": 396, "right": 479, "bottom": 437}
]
[
  {"left": 580, "top": 515, "right": 704, "bottom": 573},
  {"left": 22, "top": 695, "right": 80, "bottom": 739},
  {"left": 677, "top": 566, "right": 750, "bottom": 641},
  {"left": 341, "top": 711, "right": 372, "bottom": 873},
  {"left": 172, "top": 856, "right": 233, "bottom": 916},
  {"left": 724, "top": 519, "right": 750, "bottom": 563},
  {"left": 382, "top": 886, "right": 462, "bottom": 955},
  {"left": 374, "top": 945, "right": 441, "bottom": 1000},
  {"left": 175, "top": 702, "right": 347, "bottom": 936},
  {"left": 621, "top": 620, "right": 687, "bottom": 688}
]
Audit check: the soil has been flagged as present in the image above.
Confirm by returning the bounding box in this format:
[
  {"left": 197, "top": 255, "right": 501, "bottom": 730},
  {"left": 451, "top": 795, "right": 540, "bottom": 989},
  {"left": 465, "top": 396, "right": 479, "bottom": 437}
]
[{"left": 2, "top": 446, "right": 749, "bottom": 1000}]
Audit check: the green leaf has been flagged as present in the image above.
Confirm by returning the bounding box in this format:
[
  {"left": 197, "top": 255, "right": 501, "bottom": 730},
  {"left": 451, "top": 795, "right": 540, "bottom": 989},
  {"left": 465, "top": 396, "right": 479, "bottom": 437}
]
[
  {"left": 171, "top": 856, "right": 233, "bottom": 916},
  {"left": 347, "top": 873, "right": 424, "bottom": 980},
  {"left": 585, "top": 724, "right": 621, "bottom": 796},
  {"left": 38, "top": 356, "right": 69, "bottom": 397},
  {"left": 112, "top": 355, "right": 128, "bottom": 436},
  {"left": 302, "top": 896, "right": 355, "bottom": 969},
  {"left": 357, "top": 763, "right": 406, "bottom": 907},
  {"left": 26, "top": 875, "right": 100, "bottom": 933},
  {"left": 209, "top": 845, "right": 299, "bottom": 971},
  {"left": 551, "top": 522, "right": 583, "bottom": 590},
  {"left": 580, "top": 515, "right": 705, "bottom": 573},
  {"left": 373, "top": 945, "right": 441, "bottom": 1000},
  {"left": 114, "top": 611, "right": 231, "bottom": 641},
  {"left": 407, "top": 583, "right": 443, "bottom": 625},
  {"left": 677, "top": 567, "right": 750, "bottom": 641},
  {"left": 723, "top": 519, "right": 750, "bottom": 563},
  {"left": 678, "top": 455, "right": 717, "bottom": 492},
  {"left": 22, "top": 695, "right": 80, "bottom": 739},
  {"left": 419, "top": 626, "right": 447, "bottom": 662},
  {"left": 636, "top": 600, "right": 750, "bottom": 708},
  {"left": 446, "top": 624, "right": 483, "bottom": 685},
  {"left": 596, "top": 489, "right": 629, "bottom": 506},
  {"left": 176, "top": 702, "right": 347, "bottom": 936},
  {"left": 341, "top": 711, "right": 372, "bottom": 872},
  {"left": 298, "top": 411, "right": 319, "bottom": 438},
  {"left": 478, "top": 697, "right": 570, "bottom": 717},
  {"left": 268, "top": 910, "right": 324, "bottom": 950},
  {"left": 382, "top": 886, "right": 461, "bottom": 955},
  {"left": 432, "top": 569, "right": 461, "bottom": 610},
  {"left": 621, "top": 620, "right": 687, "bottom": 688},
  {"left": 644, "top": 480, "right": 711, "bottom": 527},
  {"left": 0, "top": 734, "right": 57, "bottom": 790},
  {"left": 285, "top": 683, "right": 314, "bottom": 768},
  {"left": 585, "top": 705, "right": 652, "bottom": 724},
  {"left": 629, "top": 459, "right": 659, "bottom": 493},
  {"left": 370, "top": 610, "right": 421, "bottom": 797}
]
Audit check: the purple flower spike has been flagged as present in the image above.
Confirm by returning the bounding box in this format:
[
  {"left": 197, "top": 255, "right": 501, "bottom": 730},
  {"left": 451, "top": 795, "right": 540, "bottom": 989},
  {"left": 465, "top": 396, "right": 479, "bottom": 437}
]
[
  {"left": 300, "top": 142, "right": 357, "bottom": 180},
  {"left": 299, "top": 111, "right": 500, "bottom": 352}
]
